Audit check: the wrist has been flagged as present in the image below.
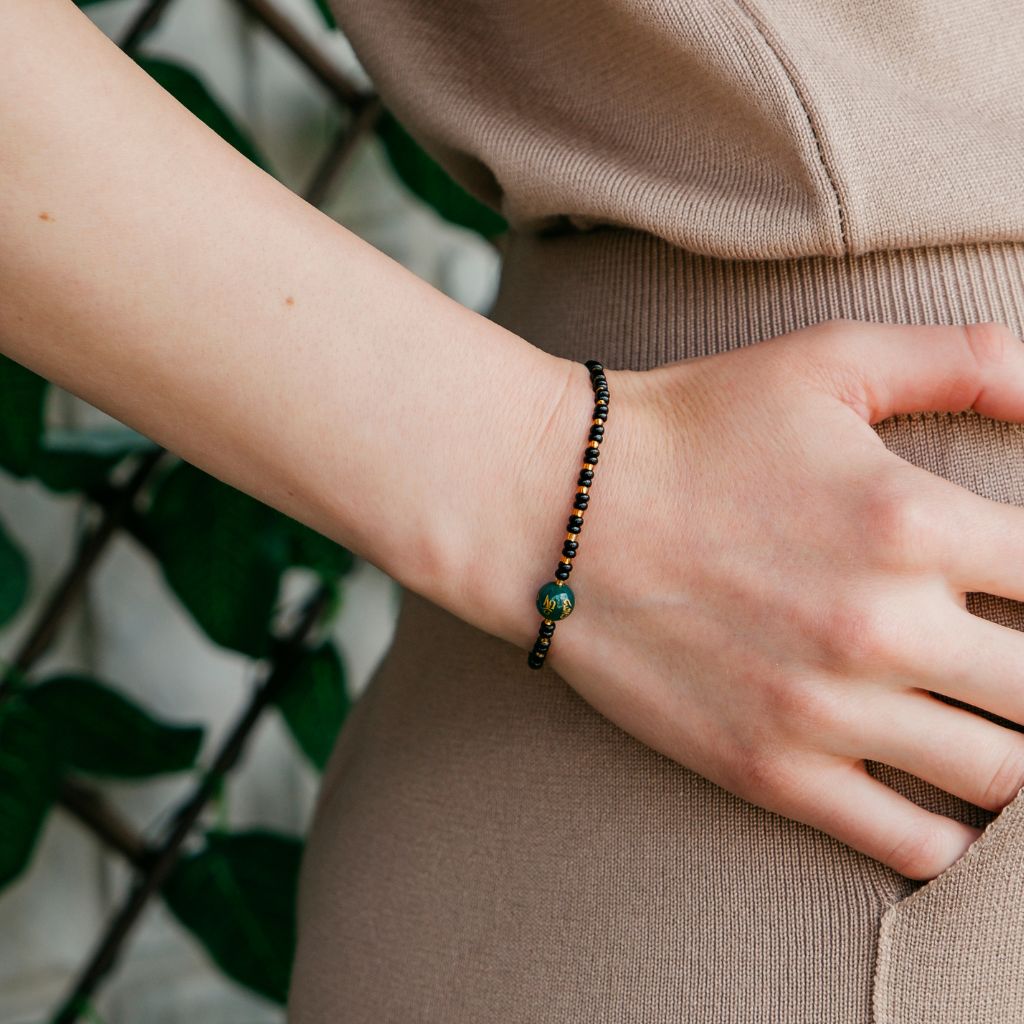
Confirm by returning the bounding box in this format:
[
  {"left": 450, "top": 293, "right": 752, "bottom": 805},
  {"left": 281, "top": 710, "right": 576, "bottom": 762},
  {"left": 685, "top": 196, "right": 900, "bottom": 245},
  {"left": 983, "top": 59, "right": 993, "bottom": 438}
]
[
  {"left": 476, "top": 351, "right": 595, "bottom": 651},
  {"left": 445, "top": 345, "right": 656, "bottom": 661},
  {"left": 378, "top": 318, "right": 577, "bottom": 640}
]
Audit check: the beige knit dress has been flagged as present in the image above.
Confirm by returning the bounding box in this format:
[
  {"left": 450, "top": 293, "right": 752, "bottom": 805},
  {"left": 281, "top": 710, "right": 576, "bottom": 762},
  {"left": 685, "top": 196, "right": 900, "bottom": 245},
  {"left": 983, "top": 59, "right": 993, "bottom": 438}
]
[{"left": 288, "top": 3, "right": 1024, "bottom": 1021}]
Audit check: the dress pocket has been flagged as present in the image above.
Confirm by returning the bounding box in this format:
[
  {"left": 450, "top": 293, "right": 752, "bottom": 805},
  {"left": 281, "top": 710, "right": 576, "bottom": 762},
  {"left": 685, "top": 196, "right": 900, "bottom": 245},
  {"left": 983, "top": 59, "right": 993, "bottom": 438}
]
[
  {"left": 872, "top": 781, "right": 1024, "bottom": 1024},
  {"left": 870, "top": 409, "right": 1024, "bottom": 1023}
]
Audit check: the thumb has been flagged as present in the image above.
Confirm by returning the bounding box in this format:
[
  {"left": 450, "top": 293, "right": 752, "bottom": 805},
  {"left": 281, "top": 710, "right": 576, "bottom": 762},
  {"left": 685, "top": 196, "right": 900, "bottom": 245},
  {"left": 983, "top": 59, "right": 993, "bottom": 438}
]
[{"left": 794, "top": 319, "right": 1024, "bottom": 425}]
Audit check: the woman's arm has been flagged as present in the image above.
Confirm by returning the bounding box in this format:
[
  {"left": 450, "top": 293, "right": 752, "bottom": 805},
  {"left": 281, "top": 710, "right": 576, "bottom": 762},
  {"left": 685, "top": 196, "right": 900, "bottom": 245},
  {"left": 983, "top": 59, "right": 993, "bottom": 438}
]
[{"left": 0, "top": 0, "right": 592, "bottom": 649}]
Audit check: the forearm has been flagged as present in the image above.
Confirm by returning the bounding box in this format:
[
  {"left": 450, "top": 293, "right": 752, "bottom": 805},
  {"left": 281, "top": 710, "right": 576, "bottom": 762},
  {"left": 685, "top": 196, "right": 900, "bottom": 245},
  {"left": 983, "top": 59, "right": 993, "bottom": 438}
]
[{"left": 0, "top": 0, "right": 580, "bottom": 649}]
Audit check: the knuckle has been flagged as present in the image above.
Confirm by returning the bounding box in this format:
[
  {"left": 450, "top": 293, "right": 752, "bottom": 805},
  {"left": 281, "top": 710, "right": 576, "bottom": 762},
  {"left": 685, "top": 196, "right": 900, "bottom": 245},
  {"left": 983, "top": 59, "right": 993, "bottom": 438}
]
[
  {"left": 793, "top": 317, "right": 858, "bottom": 363},
  {"left": 782, "top": 318, "right": 871, "bottom": 406},
  {"left": 764, "top": 673, "right": 845, "bottom": 736},
  {"left": 885, "top": 822, "right": 949, "bottom": 880},
  {"left": 817, "top": 595, "right": 904, "bottom": 672},
  {"left": 730, "top": 745, "right": 794, "bottom": 803},
  {"left": 980, "top": 742, "right": 1024, "bottom": 811},
  {"left": 962, "top": 321, "right": 1013, "bottom": 373},
  {"left": 860, "top": 476, "right": 937, "bottom": 569}
]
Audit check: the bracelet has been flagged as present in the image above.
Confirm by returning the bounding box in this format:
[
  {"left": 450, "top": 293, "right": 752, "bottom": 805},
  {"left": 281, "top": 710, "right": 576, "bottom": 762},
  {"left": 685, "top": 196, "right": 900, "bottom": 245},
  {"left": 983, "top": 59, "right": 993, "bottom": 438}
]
[{"left": 527, "top": 358, "right": 609, "bottom": 670}]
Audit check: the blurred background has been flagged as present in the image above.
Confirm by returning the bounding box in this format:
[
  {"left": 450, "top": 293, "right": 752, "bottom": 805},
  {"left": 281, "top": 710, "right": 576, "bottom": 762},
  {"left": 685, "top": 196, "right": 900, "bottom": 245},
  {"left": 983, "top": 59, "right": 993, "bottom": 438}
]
[{"left": 0, "top": 1, "right": 503, "bottom": 1020}]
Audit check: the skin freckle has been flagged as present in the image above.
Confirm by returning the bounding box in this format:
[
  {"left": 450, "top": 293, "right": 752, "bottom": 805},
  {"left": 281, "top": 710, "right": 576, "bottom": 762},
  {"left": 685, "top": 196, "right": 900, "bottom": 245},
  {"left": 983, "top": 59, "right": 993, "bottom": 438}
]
[
  {"left": 284, "top": 296, "right": 295, "bottom": 307},
  {"left": 38, "top": 211, "right": 54, "bottom": 222}
]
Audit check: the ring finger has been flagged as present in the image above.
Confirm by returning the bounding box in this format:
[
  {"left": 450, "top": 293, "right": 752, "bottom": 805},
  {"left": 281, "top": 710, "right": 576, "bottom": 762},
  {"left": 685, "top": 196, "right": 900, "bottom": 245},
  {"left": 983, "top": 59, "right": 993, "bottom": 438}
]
[{"left": 850, "top": 686, "right": 1024, "bottom": 813}]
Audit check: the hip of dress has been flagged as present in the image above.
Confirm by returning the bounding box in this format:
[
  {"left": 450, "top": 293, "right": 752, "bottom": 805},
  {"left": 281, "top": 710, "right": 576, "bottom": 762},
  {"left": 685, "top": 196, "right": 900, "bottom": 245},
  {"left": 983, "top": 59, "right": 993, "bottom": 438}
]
[{"left": 289, "top": 228, "right": 1024, "bottom": 1024}]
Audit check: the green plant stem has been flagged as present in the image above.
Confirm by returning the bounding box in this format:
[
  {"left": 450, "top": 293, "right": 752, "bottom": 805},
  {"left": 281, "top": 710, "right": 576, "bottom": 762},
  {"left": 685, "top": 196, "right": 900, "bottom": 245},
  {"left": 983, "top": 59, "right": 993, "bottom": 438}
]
[{"left": 48, "top": 584, "right": 331, "bottom": 1024}]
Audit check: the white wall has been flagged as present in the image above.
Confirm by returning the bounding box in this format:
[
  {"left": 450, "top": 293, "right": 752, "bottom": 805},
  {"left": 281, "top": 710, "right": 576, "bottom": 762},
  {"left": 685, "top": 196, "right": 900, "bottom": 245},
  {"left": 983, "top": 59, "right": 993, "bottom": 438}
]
[{"left": 0, "top": 1, "right": 500, "bottom": 1019}]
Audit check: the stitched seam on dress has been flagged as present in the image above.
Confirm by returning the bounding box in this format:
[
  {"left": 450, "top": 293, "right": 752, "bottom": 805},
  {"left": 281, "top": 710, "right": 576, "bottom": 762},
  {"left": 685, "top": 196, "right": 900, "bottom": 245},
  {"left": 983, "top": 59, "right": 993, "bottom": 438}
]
[
  {"left": 871, "top": 906, "right": 896, "bottom": 1024},
  {"left": 730, "top": 0, "right": 850, "bottom": 254}
]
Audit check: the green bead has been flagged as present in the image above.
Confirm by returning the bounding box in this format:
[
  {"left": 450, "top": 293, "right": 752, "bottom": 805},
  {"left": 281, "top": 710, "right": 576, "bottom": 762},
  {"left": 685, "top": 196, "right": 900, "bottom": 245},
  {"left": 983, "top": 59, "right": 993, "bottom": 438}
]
[{"left": 536, "top": 581, "right": 575, "bottom": 621}]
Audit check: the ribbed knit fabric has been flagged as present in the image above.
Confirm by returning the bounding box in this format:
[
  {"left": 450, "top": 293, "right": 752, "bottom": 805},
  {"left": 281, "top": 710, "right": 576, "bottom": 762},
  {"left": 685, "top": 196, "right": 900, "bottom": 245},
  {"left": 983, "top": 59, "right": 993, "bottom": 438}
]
[{"left": 290, "top": 229, "right": 1024, "bottom": 1023}]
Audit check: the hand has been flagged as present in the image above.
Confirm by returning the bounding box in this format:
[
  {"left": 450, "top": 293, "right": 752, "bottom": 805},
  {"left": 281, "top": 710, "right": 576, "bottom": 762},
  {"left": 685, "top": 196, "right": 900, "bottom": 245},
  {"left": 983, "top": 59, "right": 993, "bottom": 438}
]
[{"left": 543, "top": 318, "right": 1024, "bottom": 881}]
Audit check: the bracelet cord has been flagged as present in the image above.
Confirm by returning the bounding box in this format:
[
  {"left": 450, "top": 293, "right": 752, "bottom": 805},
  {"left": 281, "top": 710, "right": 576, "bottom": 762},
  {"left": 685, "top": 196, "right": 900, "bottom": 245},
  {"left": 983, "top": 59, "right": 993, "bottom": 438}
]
[{"left": 527, "top": 359, "right": 608, "bottom": 670}]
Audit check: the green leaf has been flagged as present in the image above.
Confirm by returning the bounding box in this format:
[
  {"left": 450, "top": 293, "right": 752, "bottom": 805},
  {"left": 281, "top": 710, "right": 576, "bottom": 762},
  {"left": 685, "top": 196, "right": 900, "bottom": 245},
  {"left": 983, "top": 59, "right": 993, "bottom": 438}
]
[
  {"left": 310, "top": 0, "right": 337, "bottom": 30},
  {"left": 287, "top": 520, "right": 355, "bottom": 579},
  {"left": 0, "top": 696, "right": 60, "bottom": 891},
  {"left": 375, "top": 110, "right": 507, "bottom": 239},
  {"left": 0, "top": 517, "right": 29, "bottom": 629},
  {"left": 272, "top": 643, "right": 349, "bottom": 770},
  {"left": 162, "top": 830, "right": 303, "bottom": 1004},
  {"left": 33, "top": 427, "right": 156, "bottom": 494},
  {"left": 0, "top": 355, "right": 47, "bottom": 478},
  {"left": 32, "top": 449, "right": 129, "bottom": 494},
  {"left": 144, "top": 463, "right": 289, "bottom": 657},
  {"left": 24, "top": 676, "right": 203, "bottom": 779},
  {"left": 134, "top": 57, "right": 271, "bottom": 172}
]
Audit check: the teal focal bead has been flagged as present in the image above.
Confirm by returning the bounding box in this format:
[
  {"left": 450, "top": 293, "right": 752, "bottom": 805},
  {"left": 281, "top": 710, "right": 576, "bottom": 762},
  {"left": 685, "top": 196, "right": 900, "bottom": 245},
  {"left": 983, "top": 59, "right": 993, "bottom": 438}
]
[{"left": 536, "top": 581, "right": 575, "bottom": 621}]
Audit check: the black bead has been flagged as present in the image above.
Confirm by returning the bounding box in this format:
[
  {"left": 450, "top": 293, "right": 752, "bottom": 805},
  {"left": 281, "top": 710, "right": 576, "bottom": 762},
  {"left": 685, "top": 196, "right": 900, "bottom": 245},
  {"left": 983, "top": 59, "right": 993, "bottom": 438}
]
[
  {"left": 555, "top": 568, "right": 571, "bottom": 581},
  {"left": 569, "top": 514, "right": 584, "bottom": 525},
  {"left": 588, "top": 430, "right": 603, "bottom": 442},
  {"left": 583, "top": 452, "right": 599, "bottom": 465},
  {"left": 561, "top": 548, "right": 576, "bottom": 559},
  {"left": 585, "top": 360, "right": 604, "bottom": 372},
  {"left": 589, "top": 425, "right": 604, "bottom": 436},
  {"left": 540, "top": 622, "right": 555, "bottom": 637},
  {"left": 563, "top": 540, "right": 578, "bottom": 551},
  {"left": 579, "top": 470, "right": 594, "bottom": 482},
  {"left": 594, "top": 407, "right": 608, "bottom": 421},
  {"left": 566, "top": 524, "right": 581, "bottom": 535},
  {"left": 534, "top": 636, "right": 551, "bottom": 649},
  {"left": 528, "top": 652, "right": 545, "bottom": 669},
  {"left": 573, "top": 498, "right": 589, "bottom": 510}
]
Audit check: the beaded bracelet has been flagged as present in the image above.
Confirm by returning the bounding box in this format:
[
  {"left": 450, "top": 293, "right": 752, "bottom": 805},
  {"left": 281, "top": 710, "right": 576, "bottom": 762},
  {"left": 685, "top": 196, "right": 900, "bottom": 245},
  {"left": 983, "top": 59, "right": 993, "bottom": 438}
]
[{"left": 527, "top": 359, "right": 609, "bottom": 670}]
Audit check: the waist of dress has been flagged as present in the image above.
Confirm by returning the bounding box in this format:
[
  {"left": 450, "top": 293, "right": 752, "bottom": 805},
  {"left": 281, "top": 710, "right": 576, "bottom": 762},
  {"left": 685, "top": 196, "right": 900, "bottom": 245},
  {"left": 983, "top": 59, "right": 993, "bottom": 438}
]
[{"left": 487, "top": 227, "right": 1024, "bottom": 370}]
